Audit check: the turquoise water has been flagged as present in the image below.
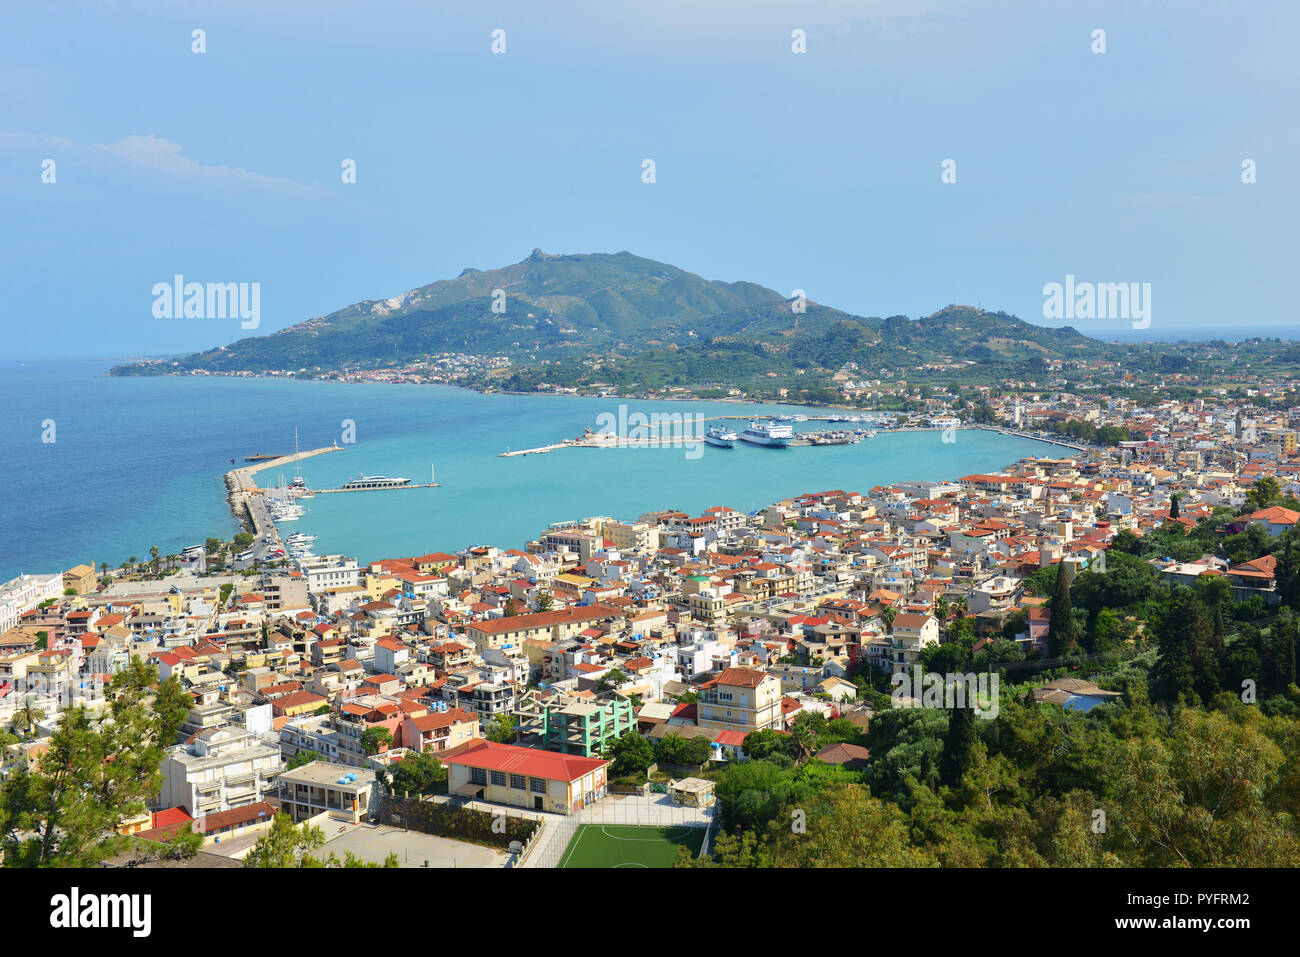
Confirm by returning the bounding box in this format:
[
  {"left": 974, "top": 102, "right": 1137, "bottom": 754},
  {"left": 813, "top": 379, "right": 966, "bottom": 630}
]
[{"left": 0, "top": 359, "right": 1057, "bottom": 578}]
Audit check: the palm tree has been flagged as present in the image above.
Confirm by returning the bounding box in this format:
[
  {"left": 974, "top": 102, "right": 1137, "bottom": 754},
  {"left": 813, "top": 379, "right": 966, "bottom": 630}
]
[
  {"left": 935, "top": 596, "right": 950, "bottom": 623},
  {"left": 881, "top": 606, "right": 897, "bottom": 633},
  {"left": 127, "top": 556, "right": 137, "bottom": 572},
  {"left": 9, "top": 695, "right": 46, "bottom": 739},
  {"left": 149, "top": 546, "right": 160, "bottom": 576},
  {"left": 951, "top": 596, "right": 969, "bottom": 619}
]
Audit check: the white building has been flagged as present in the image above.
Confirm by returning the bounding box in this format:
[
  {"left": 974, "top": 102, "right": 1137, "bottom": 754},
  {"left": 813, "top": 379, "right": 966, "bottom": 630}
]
[
  {"left": 159, "top": 725, "right": 283, "bottom": 816},
  {"left": 0, "top": 574, "right": 62, "bottom": 634}
]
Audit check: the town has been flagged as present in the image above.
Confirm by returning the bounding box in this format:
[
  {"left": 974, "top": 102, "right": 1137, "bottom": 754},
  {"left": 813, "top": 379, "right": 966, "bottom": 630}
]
[{"left": 4, "top": 384, "right": 1298, "bottom": 869}]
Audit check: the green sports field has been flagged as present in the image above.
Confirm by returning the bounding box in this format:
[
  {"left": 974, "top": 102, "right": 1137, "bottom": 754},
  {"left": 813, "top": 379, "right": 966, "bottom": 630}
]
[{"left": 558, "top": 824, "right": 707, "bottom": 868}]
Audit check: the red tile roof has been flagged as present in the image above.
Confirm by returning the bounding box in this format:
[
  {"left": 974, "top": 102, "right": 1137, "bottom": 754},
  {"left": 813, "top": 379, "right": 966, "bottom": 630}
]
[{"left": 442, "top": 741, "right": 608, "bottom": 782}]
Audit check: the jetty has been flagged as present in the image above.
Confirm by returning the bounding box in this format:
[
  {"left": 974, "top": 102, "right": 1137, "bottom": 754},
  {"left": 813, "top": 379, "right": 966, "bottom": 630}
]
[
  {"left": 314, "top": 483, "right": 440, "bottom": 494},
  {"left": 224, "top": 444, "right": 343, "bottom": 541}
]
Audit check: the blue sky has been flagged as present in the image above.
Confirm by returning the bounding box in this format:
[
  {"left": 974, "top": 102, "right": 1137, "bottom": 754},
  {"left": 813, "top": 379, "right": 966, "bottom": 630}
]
[{"left": 2, "top": 0, "right": 1297, "bottom": 358}]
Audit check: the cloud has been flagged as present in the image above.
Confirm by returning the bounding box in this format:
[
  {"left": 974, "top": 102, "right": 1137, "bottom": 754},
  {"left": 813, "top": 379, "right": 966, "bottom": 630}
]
[{"left": 0, "top": 130, "right": 325, "bottom": 196}]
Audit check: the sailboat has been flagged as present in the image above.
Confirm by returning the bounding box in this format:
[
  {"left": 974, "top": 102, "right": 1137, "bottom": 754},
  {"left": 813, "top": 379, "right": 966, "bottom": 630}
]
[{"left": 289, "top": 427, "right": 314, "bottom": 497}]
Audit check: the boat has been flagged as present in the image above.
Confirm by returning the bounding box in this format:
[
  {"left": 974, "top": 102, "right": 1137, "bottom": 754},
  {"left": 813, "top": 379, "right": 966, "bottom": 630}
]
[
  {"left": 341, "top": 474, "right": 412, "bottom": 490},
  {"left": 739, "top": 421, "right": 794, "bottom": 447},
  {"left": 705, "top": 426, "right": 738, "bottom": 448}
]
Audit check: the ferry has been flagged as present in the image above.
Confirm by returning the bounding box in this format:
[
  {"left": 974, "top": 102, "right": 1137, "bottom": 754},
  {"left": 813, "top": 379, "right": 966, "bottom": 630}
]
[
  {"left": 705, "top": 426, "right": 738, "bottom": 448},
  {"left": 739, "top": 421, "right": 794, "bottom": 447},
  {"left": 342, "top": 474, "right": 412, "bottom": 490}
]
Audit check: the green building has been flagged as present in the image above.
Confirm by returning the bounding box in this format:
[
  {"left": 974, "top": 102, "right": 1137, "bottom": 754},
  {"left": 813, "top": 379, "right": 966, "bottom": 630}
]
[{"left": 541, "top": 697, "right": 634, "bottom": 757}]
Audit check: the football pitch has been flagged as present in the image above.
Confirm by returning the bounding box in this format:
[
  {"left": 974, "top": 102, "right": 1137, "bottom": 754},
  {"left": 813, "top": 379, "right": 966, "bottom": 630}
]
[{"left": 558, "top": 824, "right": 707, "bottom": 868}]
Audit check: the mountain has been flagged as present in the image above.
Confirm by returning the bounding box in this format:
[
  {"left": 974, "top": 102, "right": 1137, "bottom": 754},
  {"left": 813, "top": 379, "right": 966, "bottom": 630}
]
[{"left": 110, "top": 249, "right": 1100, "bottom": 378}]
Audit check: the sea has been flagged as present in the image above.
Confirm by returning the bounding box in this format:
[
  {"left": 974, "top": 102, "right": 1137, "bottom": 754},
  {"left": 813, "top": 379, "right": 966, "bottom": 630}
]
[{"left": 0, "top": 359, "right": 1060, "bottom": 581}]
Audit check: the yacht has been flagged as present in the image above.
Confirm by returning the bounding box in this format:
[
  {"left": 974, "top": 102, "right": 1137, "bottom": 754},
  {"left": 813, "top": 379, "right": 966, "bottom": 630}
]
[
  {"left": 342, "top": 474, "right": 412, "bottom": 490},
  {"left": 739, "top": 421, "right": 794, "bottom": 447}
]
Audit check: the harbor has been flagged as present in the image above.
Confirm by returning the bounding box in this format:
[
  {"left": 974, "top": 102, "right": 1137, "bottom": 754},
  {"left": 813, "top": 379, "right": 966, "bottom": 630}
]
[
  {"left": 500, "top": 420, "right": 879, "bottom": 457},
  {"left": 223, "top": 444, "right": 344, "bottom": 547},
  {"left": 498, "top": 421, "right": 1095, "bottom": 458}
]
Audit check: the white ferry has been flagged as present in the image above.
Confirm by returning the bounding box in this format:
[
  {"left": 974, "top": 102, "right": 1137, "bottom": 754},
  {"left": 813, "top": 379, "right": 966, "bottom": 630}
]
[
  {"left": 705, "top": 426, "right": 738, "bottom": 448},
  {"left": 739, "top": 421, "right": 794, "bottom": 447}
]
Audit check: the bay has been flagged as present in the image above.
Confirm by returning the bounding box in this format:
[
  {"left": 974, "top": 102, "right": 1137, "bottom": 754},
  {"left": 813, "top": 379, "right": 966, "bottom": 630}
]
[{"left": 0, "top": 359, "right": 1058, "bottom": 579}]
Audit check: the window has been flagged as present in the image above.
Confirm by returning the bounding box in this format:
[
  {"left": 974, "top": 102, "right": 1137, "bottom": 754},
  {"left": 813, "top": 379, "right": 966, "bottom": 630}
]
[
  {"left": 529, "top": 777, "right": 546, "bottom": 794},
  {"left": 470, "top": 767, "right": 487, "bottom": 785},
  {"left": 510, "top": 773, "right": 526, "bottom": 790},
  {"left": 490, "top": 770, "right": 507, "bottom": 787}
]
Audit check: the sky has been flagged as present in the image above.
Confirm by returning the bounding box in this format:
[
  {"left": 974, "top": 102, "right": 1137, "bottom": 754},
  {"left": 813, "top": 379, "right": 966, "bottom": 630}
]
[{"left": 2, "top": 0, "right": 1297, "bottom": 358}]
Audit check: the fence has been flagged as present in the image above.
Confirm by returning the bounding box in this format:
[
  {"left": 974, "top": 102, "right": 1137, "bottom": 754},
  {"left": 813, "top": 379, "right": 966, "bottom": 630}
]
[
  {"left": 522, "top": 793, "right": 716, "bottom": 868},
  {"left": 379, "top": 791, "right": 540, "bottom": 851}
]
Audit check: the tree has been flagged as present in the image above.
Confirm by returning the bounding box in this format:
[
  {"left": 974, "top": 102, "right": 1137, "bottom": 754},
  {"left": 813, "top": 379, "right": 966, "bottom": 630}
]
[
  {"left": 149, "top": 545, "right": 160, "bottom": 576},
  {"left": 1246, "top": 476, "right": 1282, "bottom": 512},
  {"left": 764, "top": 784, "right": 934, "bottom": 867},
  {"left": 1168, "top": 494, "right": 1180, "bottom": 520},
  {"left": 596, "top": 669, "right": 627, "bottom": 693},
  {"left": 788, "top": 711, "right": 826, "bottom": 762},
  {"left": 387, "top": 750, "right": 448, "bottom": 795},
  {"left": 7, "top": 696, "right": 45, "bottom": 739},
  {"left": 361, "top": 726, "right": 393, "bottom": 755},
  {"left": 1150, "top": 591, "right": 1218, "bottom": 705},
  {"left": 741, "top": 728, "right": 793, "bottom": 762},
  {"left": 287, "top": 750, "right": 320, "bottom": 770},
  {"left": 486, "top": 714, "right": 517, "bottom": 744},
  {"left": 535, "top": 591, "right": 554, "bottom": 612},
  {"left": 160, "top": 823, "right": 204, "bottom": 860},
  {"left": 1047, "top": 563, "right": 1079, "bottom": 657},
  {"left": 607, "top": 729, "right": 655, "bottom": 777},
  {"left": 503, "top": 598, "right": 517, "bottom": 617},
  {"left": 939, "top": 704, "right": 977, "bottom": 789},
  {"left": 243, "top": 813, "right": 326, "bottom": 868},
  {"left": 0, "top": 662, "right": 190, "bottom": 866},
  {"left": 1112, "top": 708, "right": 1299, "bottom": 866},
  {"left": 657, "top": 732, "right": 711, "bottom": 766}
]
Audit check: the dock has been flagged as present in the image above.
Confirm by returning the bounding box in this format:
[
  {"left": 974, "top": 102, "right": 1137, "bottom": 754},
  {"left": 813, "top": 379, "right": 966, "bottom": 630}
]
[
  {"left": 314, "top": 483, "right": 440, "bottom": 493},
  {"left": 224, "top": 444, "right": 344, "bottom": 543}
]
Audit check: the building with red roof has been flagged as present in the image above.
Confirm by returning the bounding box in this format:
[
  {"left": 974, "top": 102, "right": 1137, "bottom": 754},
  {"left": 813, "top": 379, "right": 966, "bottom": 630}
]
[{"left": 442, "top": 741, "right": 609, "bottom": 815}]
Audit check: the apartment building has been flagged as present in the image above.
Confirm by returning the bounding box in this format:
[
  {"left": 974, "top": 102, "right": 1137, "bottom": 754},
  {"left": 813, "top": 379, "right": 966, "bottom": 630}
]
[
  {"left": 464, "top": 604, "right": 623, "bottom": 652},
  {"left": 400, "top": 707, "right": 479, "bottom": 754},
  {"left": 159, "top": 726, "right": 283, "bottom": 817},
  {"left": 696, "top": 667, "right": 782, "bottom": 733},
  {"left": 889, "top": 613, "right": 941, "bottom": 673},
  {"left": 0, "top": 574, "right": 62, "bottom": 634}
]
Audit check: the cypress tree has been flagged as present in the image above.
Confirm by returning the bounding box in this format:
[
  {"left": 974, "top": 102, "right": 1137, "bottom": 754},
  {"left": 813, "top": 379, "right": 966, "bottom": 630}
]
[
  {"left": 940, "top": 704, "right": 977, "bottom": 788},
  {"left": 1047, "top": 564, "right": 1078, "bottom": 658}
]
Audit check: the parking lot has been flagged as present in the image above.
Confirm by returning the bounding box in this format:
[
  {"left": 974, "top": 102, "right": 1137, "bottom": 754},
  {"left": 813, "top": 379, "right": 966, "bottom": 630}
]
[{"left": 323, "top": 823, "right": 508, "bottom": 868}]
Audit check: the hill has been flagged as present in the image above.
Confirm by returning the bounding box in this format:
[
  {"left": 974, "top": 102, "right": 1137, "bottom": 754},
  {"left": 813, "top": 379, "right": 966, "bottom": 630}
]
[{"left": 109, "top": 250, "right": 1100, "bottom": 380}]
